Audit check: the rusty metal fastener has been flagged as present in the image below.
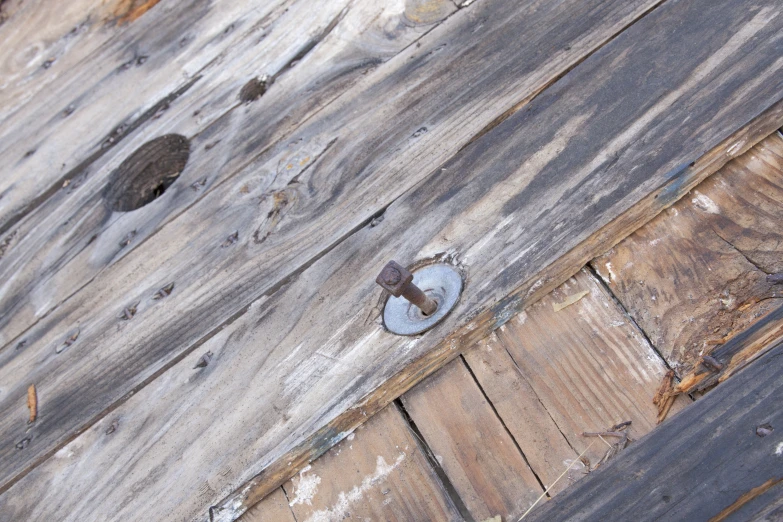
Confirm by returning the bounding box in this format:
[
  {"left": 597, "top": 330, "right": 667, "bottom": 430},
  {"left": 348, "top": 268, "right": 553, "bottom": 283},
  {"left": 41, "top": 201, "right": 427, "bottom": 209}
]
[{"left": 376, "top": 261, "right": 438, "bottom": 316}]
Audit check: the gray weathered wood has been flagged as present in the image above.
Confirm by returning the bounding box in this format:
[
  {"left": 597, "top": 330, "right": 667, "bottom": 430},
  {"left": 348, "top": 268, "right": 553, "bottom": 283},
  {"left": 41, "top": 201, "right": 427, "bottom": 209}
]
[
  {"left": 527, "top": 342, "right": 783, "bottom": 522},
  {"left": 0, "top": 0, "right": 455, "bottom": 345},
  {"left": 0, "top": 0, "right": 672, "bottom": 491},
  {"left": 1, "top": 1, "right": 782, "bottom": 520}
]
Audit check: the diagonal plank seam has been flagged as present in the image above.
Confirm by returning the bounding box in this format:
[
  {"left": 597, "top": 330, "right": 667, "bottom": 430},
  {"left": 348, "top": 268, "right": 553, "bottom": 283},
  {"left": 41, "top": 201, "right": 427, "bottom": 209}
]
[{"left": 458, "top": 353, "right": 549, "bottom": 495}]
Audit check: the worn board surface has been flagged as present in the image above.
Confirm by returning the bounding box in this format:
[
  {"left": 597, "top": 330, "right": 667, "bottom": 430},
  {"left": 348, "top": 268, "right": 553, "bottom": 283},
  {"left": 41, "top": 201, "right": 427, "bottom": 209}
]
[
  {"left": 0, "top": 0, "right": 676, "bottom": 494},
  {"left": 1, "top": 0, "right": 783, "bottom": 520},
  {"left": 236, "top": 488, "right": 296, "bottom": 522},
  {"left": 402, "top": 358, "right": 543, "bottom": 521},
  {"left": 528, "top": 342, "right": 783, "bottom": 522},
  {"left": 280, "top": 404, "right": 461, "bottom": 522},
  {"left": 464, "top": 270, "right": 688, "bottom": 493},
  {"left": 593, "top": 133, "right": 783, "bottom": 375}
]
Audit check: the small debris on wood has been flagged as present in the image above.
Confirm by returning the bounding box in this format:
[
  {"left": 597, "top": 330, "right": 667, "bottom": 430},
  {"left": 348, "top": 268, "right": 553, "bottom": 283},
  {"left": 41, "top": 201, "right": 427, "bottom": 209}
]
[
  {"left": 582, "top": 420, "right": 632, "bottom": 471},
  {"left": 553, "top": 290, "right": 589, "bottom": 312},
  {"left": 191, "top": 177, "right": 207, "bottom": 190},
  {"left": 62, "top": 179, "right": 71, "bottom": 188},
  {"left": 56, "top": 328, "right": 80, "bottom": 353},
  {"left": 653, "top": 369, "right": 677, "bottom": 424},
  {"left": 15, "top": 437, "right": 30, "bottom": 450},
  {"left": 701, "top": 354, "right": 723, "bottom": 372},
  {"left": 105, "top": 418, "right": 120, "bottom": 435},
  {"left": 153, "top": 283, "right": 175, "bottom": 300},
  {"left": 27, "top": 384, "right": 37, "bottom": 424},
  {"left": 756, "top": 423, "right": 774, "bottom": 437},
  {"left": 193, "top": 351, "right": 213, "bottom": 369},
  {"left": 119, "top": 230, "right": 137, "bottom": 248},
  {"left": 119, "top": 302, "right": 139, "bottom": 321},
  {"left": 221, "top": 231, "right": 239, "bottom": 248},
  {"left": 16, "top": 340, "right": 26, "bottom": 350}
]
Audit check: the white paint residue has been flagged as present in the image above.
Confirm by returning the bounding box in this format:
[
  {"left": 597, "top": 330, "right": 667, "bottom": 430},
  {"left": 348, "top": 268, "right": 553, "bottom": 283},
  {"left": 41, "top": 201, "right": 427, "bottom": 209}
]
[
  {"left": 775, "top": 442, "right": 783, "bottom": 456},
  {"left": 289, "top": 465, "right": 321, "bottom": 507},
  {"left": 304, "top": 453, "right": 405, "bottom": 522},
  {"left": 691, "top": 193, "right": 720, "bottom": 214},
  {"left": 604, "top": 262, "right": 616, "bottom": 282}
]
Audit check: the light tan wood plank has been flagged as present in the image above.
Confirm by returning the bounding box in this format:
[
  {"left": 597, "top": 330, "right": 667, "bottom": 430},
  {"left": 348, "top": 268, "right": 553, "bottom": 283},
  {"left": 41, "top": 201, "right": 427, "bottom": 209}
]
[
  {"left": 0, "top": 0, "right": 677, "bottom": 487},
  {"left": 592, "top": 133, "right": 783, "bottom": 375},
  {"left": 487, "top": 270, "right": 688, "bottom": 475},
  {"left": 402, "top": 358, "right": 543, "bottom": 521},
  {"left": 281, "top": 404, "right": 461, "bottom": 522},
  {"left": 238, "top": 488, "right": 296, "bottom": 522},
  {"left": 1, "top": 2, "right": 782, "bottom": 520}
]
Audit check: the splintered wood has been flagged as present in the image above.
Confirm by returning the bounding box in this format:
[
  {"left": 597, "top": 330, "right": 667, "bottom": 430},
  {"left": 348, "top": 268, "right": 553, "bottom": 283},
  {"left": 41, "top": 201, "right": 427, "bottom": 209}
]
[{"left": 594, "top": 132, "right": 783, "bottom": 419}]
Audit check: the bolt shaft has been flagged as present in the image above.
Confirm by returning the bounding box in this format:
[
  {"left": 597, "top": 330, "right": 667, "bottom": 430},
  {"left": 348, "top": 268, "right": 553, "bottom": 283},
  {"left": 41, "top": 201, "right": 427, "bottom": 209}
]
[{"left": 401, "top": 283, "right": 438, "bottom": 316}]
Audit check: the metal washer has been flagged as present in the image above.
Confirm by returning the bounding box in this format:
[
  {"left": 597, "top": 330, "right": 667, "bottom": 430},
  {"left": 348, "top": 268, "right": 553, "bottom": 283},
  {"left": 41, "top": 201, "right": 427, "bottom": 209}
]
[{"left": 383, "top": 264, "right": 463, "bottom": 336}]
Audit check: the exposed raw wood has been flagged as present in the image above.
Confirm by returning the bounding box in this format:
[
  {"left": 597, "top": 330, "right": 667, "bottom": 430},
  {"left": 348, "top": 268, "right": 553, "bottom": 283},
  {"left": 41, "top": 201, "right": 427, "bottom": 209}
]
[
  {"left": 0, "top": 0, "right": 456, "bottom": 345},
  {"left": 1, "top": 1, "right": 783, "bottom": 520},
  {"left": 0, "top": 0, "right": 683, "bottom": 489},
  {"left": 466, "top": 270, "right": 688, "bottom": 488},
  {"left": 527, "top": 342, "right": 783, "bottom": 521},
  {"left": 593, "top": 133, "right": 783, "bottom": 374},
  {"left": 401, "top": 358, "right": 542, "bottom": 521},
  {"left": 237, "top": 488, "right": 296, "bottom": 522},
  {"left": 281, "top": 404, "right": 461, "bottom": 522},
  {"left": 463, "top": 334, "right": 579, "bottom": 496}
]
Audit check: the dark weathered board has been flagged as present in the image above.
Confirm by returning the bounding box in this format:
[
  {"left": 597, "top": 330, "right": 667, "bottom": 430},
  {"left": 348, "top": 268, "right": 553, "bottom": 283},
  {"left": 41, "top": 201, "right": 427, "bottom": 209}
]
[
  {"left": 1, "top": 0, "right": 783, "bottom": 520},
  {"left": 0, "top": 0, "right": 671, "bottom": 491},
  {"left": 401, "top": 358, "right": 543, "bottom": 521},
  {"left": 0, "top": 0, "right": 456, "bottom": 345},
  {"left": 464, "top": 270, "right": 688, "bottom": 495},
  {"left": 527, "top": 342, "right": 783, "bottom": 522},
  {"left": 593, "top": 133, "right": 783, "bottom": 375}
]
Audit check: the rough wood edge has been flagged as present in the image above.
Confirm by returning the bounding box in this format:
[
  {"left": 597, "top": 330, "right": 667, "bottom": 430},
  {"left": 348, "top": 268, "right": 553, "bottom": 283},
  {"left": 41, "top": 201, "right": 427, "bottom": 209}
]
[{"left": 209, "top": 97, "right": 783, "bottom": 522}]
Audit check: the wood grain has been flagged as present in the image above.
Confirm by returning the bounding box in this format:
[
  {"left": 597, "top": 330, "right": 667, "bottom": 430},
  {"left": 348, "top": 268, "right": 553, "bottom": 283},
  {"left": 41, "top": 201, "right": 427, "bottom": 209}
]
[
  {"left": 0, "top": 0, "right": 305, "bottom": 233},
  {"left": 593, "top": 133, "right": 783, "bottom": 374},
  {"left": 0, "top": 0, "right": 675, "bottom": 488},
  {"left": 0, "top": 0, "right": 456, "bottom": 345},
  {"left": 526, "top": 342, "right": 783, "bottom": 522},
  {"left": 281, "top": 404, "right": 461, "bottom": 522},
  {"left": 1, "top": 0, "right": 782, "bottom": 520},
  {"left": 401, "top": 357, "right": 543, "bottom": 521},
  {"left": 237, "top": 488, "right": 296, "bottom": 522}
]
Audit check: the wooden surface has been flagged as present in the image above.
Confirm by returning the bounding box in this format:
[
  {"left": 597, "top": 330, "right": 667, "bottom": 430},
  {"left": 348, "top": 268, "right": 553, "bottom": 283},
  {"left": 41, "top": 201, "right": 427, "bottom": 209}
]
[
  {"left": 1, "top": 0, "right": 783, "bottom": 520},
  {"left": 401, "top": 358, "right": 543, "bottom": 521},
  {"left": 237, "top": 488, "right": 296, "bottom": 522},
  {"left": 528, "top": 342, "right": 783, "bottom": 522},
  {"left": 0, "top": 0, "right": 678, "bottom": 498},
  {"left": 280, "top": 404, "right": 461, "bottom": 522},
  {"left": 594, "top": 132, "right": 783, "bottom": 375},
  {"left": 465, "top": 270, "right": 688, "bottom": 494}
]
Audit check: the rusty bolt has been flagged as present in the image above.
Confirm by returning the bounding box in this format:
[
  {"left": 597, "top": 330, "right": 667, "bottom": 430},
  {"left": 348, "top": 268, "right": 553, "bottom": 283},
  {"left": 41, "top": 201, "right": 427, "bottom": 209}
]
[{"left": 376, "top": 261, "right": 438, "bottom": 316}]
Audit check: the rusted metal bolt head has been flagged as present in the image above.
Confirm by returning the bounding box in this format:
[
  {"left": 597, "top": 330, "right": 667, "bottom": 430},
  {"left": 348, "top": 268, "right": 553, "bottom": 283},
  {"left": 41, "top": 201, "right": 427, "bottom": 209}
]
[{"left": 376, "top": 261, "right": 413, "bottom": 297}]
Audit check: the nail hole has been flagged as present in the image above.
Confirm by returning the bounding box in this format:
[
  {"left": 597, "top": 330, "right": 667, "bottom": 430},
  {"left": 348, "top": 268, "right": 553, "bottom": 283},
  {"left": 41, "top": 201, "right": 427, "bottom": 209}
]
[
  {"left": 104, "top": 134, "right": 190, "bottom": 212},
  {"left": 239, "top": 77, "right": 267, "bottom": 103}
]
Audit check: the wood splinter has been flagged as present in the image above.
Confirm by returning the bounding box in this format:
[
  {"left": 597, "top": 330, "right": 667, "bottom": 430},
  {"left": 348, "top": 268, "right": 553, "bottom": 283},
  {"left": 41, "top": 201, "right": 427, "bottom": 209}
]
[{"left": 27, "top": 384, "right": 37, "bottom": 424}]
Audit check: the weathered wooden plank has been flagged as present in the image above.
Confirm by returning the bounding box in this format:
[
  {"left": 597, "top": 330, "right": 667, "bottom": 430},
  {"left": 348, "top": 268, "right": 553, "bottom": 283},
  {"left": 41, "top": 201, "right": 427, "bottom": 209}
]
[
  {"left": 464, "top": 270, "right": 688, "bottom": 495},
  {"left": 0, "top": 0, "right": 455, "bottom": 345},
  {"left": 0, "top": 0, "right": 311, "bottom": 233},
  {"left": 281, "top": 404, "right": 462, "bottom": 522},
  {"left": 593, "top": 133, "right": 783, "bottom": 375},
  {"left": 237, "top": 488, "right": 296, "bottom": 522},
  {"left": 527, "top": 342, "right": 783, "bottom": 522},
  {"left": 0, "top": 0, "right": 150, "bottom": 122},
  {"left": 0, "top": 0, "right": 676, "bottom": 488},
  {"left": 2, "top": 1, "right": 783, "bottom": 520},
  {"left": 401, "top": 357, "right": 543, "bottom": 521}
]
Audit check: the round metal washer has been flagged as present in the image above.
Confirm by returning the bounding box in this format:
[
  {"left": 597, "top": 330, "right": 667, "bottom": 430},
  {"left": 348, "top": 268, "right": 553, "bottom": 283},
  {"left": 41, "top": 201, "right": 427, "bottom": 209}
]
[{"left": 383, "top": 264, "right": 463, "bottom": 336}]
